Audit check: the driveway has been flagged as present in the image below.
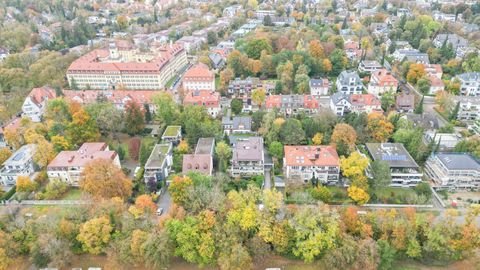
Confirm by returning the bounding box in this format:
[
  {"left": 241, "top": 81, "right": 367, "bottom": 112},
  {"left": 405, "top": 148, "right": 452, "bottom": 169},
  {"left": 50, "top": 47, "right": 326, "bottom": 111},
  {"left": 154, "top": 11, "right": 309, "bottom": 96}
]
[
  {"left": 264, "top": 168, "right": 272, "bottom": 189},
  {"left": 157, "top": 188, "right": 172, "bottom": 213}
]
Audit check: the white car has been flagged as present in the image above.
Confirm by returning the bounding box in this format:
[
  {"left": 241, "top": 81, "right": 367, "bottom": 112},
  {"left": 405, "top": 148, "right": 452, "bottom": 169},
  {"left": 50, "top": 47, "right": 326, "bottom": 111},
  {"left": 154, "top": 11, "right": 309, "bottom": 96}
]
[{"left": 156, "top": 208, "right": 164, "bottom": 216}]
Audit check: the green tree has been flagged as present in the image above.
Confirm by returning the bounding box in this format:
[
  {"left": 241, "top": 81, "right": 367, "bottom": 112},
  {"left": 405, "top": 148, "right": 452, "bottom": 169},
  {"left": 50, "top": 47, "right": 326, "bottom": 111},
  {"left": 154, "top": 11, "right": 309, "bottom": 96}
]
[
  {"left": 244, "top": 38, "right": 272, "bottom": 60},
  {"left": 153, "top": 92, "right": 179, "bottom": 126},
  {"left": 215, "top": 141, "right": 232, "bottom": 172},
  {"left": 77, "top": 216, "right": 113, "bottom": 255},
  {"left": 449, "top": 101, "right": 460, "bottom": 121},
  {"left": 415, "top": 96, "right": 424, "bottom": 114},
  {"left": 381, "top": 91, "right": 395, "bottom": 112},
  {"left": 124, "top": 101, "right": 145, "bottom": 135},
  {"left": 279, "top": 119, "right": 306, "bottom": 145},
  {"left": 378, "top": 240, "right": 397, "bottom": 270},
  {"left": 230, "top": 99, "right": 243, "bottom": 115},
  {"left": 370, "top": 160, "right": 392, "bottom": 191},
  {"left": 417, "top": 77, "right": 431, "bottom": 95}
]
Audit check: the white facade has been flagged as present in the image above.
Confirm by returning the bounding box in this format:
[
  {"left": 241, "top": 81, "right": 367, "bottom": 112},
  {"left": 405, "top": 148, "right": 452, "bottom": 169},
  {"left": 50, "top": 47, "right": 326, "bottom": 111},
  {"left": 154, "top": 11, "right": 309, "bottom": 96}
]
[
  {"left": 0, "top": 144, "right": 37, "bottom": 186},
  {"left": 456, "top": 73, "right": 480, "bottom": 96},
  {"left": 183, "top": 79, "right": 215, "bottom": 91},
  {"left": 425, "top": 154, "right": 480, "bottom": 190},
  {"left": 330, "top": 95, "right": 352, "bottom": 116},
  {"left": 22, "top": 97, "right": 44, "bottom": 122}
]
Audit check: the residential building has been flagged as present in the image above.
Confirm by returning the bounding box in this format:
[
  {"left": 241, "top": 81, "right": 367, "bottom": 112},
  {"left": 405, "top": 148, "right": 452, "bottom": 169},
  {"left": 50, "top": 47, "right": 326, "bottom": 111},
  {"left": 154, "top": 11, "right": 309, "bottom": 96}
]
[
  {"left": 368, "top": 69, "right": 398, "bottom": 96},
  {"left": 231, "top": 137, "right": 264, "bottom": 177},
  {"left": 209, "top": 52, "right": 225, "bottom": 70},
  {"left": 183, "top": 90, "right": 221, "bottom": 117},
  {"left": 454, "top": 96, "right": 480, "bottom": 122},
  {"left": 283, "top": 145, "right": 340, "bottom": 184},
  {"left": 0, "top": 117, "right": 22, "bottom": 149},
  {"left": 396, "top": 92, "right": 415, "bottom": 112},
  {"left": 392, "top": 49, "right": 429, "bottom": 64},
  {"left": 424, "top": 130, "right": 461, "bottom": 150},
  {"left": 182, "top": 63, "right": 215, "bottom": 91},
  {"left": 433, "top": 34, "right": 468, "bottom": 51},
  {"left": 366, "top": 143, "right": 423, "bottom": 187},
  {"left": 423, "top": 64, "right": 443, "bottom": 79},
  {"left": 21, "top": 87, "right": 56, "bottom": 122},
  {"left": 349, "top": 94, "right": 383, "bottom": 114},
  {"left": 456, "top": 72, "right": 480, "bottom": 96},
  {"left": 144, "top": 143, "right": 173, "bottom": 183},
  {"left": 336, "top": 70, "right": 364, "bottom": 95},
  {"left": 161, "top": 126, "right": 182, "bottom": 144},
  {"left": 63, "top": 89, "right": 160, "bottom": 113},
  {"left": 47, "top": 143, "right": 120, "bottom": 186},
  {"left": 223, "top": 4, "right": 242, "bottom": 17},
  {"left": 66, "top": 40, "right": 187, "bottom": 90},
  {"left": 425, "top": 153, "right": 480, "bottom": 190},
  {"left": 330, "top": 92, "right": 352, "bottom": 116},
  {"left": 0, "top": 144, "right": 37, "bottom": 186},
  {"left": 344, "top": 41, "right": 362, "bottom": 60},
  {"left": 427, "top": 74, "right": 445, "bottom": 94},
  {"left": 222, "top": 116, "right": 252, "bottom": 135},
  {"left": 265, "top": 95, "right": 319, "bottom": 115},
  {"left": 228, "top": 77, "right": 262, "bottom": 98},
  {"left": 358, "top": 60, "right": 383, "bottom": 73},
  {"left": 309, "top": 78, "right": 330, "bottom": 96},
  {"left": 182, "top": 137, "right": 215, "bottom": 176}
]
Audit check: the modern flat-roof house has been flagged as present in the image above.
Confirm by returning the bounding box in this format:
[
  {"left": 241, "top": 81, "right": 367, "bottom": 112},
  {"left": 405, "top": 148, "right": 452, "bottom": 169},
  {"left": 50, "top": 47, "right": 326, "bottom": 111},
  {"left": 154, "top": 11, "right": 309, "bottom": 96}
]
[
  {"left": 425, "top": 153, "right": 480, "bottom": 190},
  {"left": 66, "top": 40, "right": 187, "bottom": 90},
  {"left": 144, "top": 143, "right": 173, "bottom": 183},
  {"left": 47, "top": 143, "right": 120, "bottom": 186},
  {"left": 424, "top": 131, "right": 461, "bottom": 150},
  {"left": 161, "top": 126, "right": 182, "bottom": 144},
  {"left": 367, "top": 69, "right": 398, "bottom": 96},
  {"left": 222, "top": 116, "right": 252, "bottom": 135},
  {"left": 283, "top": 145, "right": 340, "bottom": 185},
  {"left": 358, "top": 60, "right": 382, "bottom": 73},
  {"left": 0, "top": 144, "right": 37, "bottom": 186},
  {"left": 182, "top": 63, "right": 215, "bottom": 91},
  {"left": 366, "top": 143, "right": 423, "bottom": 187},
  {"left": 336, "top": 70, "right": 364, "bottom": 95},
  {"left": 454, "top": 96, "right": 480, "bottom": 122},
  {"left": 22, "top": 87, "right": 56, "bottom": 122},
  {"left": 309, "top": 78, "right": 330, "bottom": 97},
  {"left": 231, "top": 137, "right": 264, "bottom": 177},
  {"left": 182, "top": 137, "right": 215, "bottom": 176},
  {"left": 228, "top": 77, "right": 262, "bottom": 98},
  {"left": 455, "top": 73, "right": 480, "bottom": 96}
]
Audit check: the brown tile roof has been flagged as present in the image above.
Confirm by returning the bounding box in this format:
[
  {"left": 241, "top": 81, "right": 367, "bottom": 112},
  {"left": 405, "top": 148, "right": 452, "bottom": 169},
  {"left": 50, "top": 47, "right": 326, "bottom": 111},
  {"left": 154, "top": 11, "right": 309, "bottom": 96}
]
[
  {"left": 183, "top": 63, "right": 214, "bottom": 81},
  {"left": 47, "top": 142, "right": 117, "bottom": 168},
  {"left": 349, "top": 94, "right": 381, "bottom": 107},
  {"left": 284, "top": 145, "right": 339, "bottom": 167},
  {"left": 182, "top": 154, "right": 212, "bottom": 175},
  {"left": 27, "top": 86, "right": 56, "bottom": 106},
  {"left": 183, "top": 90, "right": 219, "bottom": 107}
]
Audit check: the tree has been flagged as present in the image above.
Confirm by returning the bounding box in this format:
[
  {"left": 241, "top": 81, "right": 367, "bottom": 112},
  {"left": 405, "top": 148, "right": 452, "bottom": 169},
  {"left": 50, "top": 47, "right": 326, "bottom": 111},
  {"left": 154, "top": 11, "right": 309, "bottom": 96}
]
[
  {"left": 252, "top": 88, "right": 266, "bottom": 108},
  {"left": 279, "top": 119, "right": 306, "bottom": 145},
  {"left": 435, "top": 90, "right": 454, "bottom": 113},
  {"left": 153, "top": 92, "right": 178, "bottom": 125},
  {"left": 414, "top": 182, "right": 432, "bottom": 200},
  {"left": 454, "top": 136, "right": 480, "bottom": 158},
  {"left": 215, "top": 141, "right": 232, "bottom": 172},
  {"left": 34, "top": 139, "right": 56, "bottom": 168},
  {"left": 116, "top": 15, "right": 129, "bottom": 30},
  {"left": 206, "top": 31, "right": 217, "bottom": 45},
  {"left": 310, "top": 186, "right": 332, "bottom": 202},
  {"left": 77, "top": 216, "right": 113, "bottom": 255},
  {"left": 329, "top": 49, "right": 348, "bottom": 76},
  {"left": 308, "top": 40, "right": 324, "bottom": 59},
  {"left": 268, "top": 141, "right": 284, "bottom": 161},
  {"left": 144, "top": 104, "right": 152, "bottom": 123},
  {"left": 406, "top": 63, "right": 426, "bottom": 84},
  {"left": 415, "top": 96, "right": 424, "bottom": 114},
  {"left": 331, "top": 124, "right": 357, "bottom": 154},
  {"left": 340, "top": 152, "right": 370, "bottom": 189},
  {"left": 378, "top": 240, "right": 397, "bottom": 270},
  {"left": 169, "top": 175, "right": 194, "bottom": 205},
  {"left": 177, "top": 140, "right": 189, "bottom": 154},
  {"left": 16, "top": 176, "right": 36, "bottom": 193},
  {"left": 66, "top": 108, "right": 100, "bottom": 146},
  {"left": 244, "top": 38, "right": 272, "bottom": 60},
  {"left": 370, "top": 160, "right": 392, "bottom": 190},
  {"left": 294, "top": 73, "right": 310, "bottom": 94},
  {"left": 142, "top": 229, "right": 173, "bottom": 269},
  {"left": 219, "top": 68, "right": 234, "bottom": 93},
  {"left": 0, "top": 148, "right": 12, "bottom": 165},
  {"left": 367, "top": 113, "right": 394, "bottom": 142},
  {"left": 231, "top": 99, "right": 243, "bottom": 115},
  {"left": 417, "top": 77, "right": 431, "bottom": 95},
  {"left": 381, "top": 91, "right": 395, "bottom": 112},
  {"left": 312, "top": 133, "right": 323, "bottom": 145},
  {"left": 449, "top": 101, "right": 460, "bottom": 121},
  {"left": 129, "top": 137, "right": 141, "bottom": 161},
  {"left": 277, "top": 61, "right": 294, "bottom": 94},
  {"left": 129, "top": 195, "right": 157, "bottom": 218},
  {"left": 80, "top": 159, "right": 132, "bottom": 199},
  {"left": 124, "top": 101, "right": 145, "bottom": 135},
  {"left": 263, "top": 15, "right": 273, "bottom": 26},
  {"left": 348, "top": 186, "right": 370, "bottom": 205}
]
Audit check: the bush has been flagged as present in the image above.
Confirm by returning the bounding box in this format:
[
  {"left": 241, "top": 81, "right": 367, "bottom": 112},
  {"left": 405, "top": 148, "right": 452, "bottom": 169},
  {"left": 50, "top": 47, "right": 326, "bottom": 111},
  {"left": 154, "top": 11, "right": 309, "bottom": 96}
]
[
  {"left": 309, "top": 186, "right": 333, "bottom": 203},
  {"left": 1, "top": 186, "right": 16, "bottom": 200},
  {"left": 129, "top": 137, "right": 141, "bottom": 161},
  {"left": 414, "top": 182, "right": 432, "bottom": 200},
  {"left": 39, "top": 179, "right": 69, "bottom": 199}
]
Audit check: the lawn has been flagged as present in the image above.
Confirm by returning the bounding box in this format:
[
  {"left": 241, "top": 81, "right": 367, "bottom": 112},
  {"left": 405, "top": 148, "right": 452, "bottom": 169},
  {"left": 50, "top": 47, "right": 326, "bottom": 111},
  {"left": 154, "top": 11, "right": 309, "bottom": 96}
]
[
  {"left": 61, "top": 188, "right": 84, "bottom": 200},
  {"left": 163, "top": 125, "right": 181, "bottom": 137},
  {"left": 373, "top": 187, "right": 429, "bottom": 204}
]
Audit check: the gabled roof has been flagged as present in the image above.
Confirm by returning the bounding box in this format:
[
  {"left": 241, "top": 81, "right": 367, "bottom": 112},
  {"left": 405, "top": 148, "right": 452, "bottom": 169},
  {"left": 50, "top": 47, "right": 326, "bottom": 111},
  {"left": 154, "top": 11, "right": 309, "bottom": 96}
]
[
  {"left": 284, "top": 145, "right": 339, "bottom": 167},
  {"left": 183, "top": 63, "right": 214, "bottom": 81},
  {"left": 27, "top": 86, "right": 56, "bottom": 106},
  {"left": 47, "top": 142, "right": 117, "bottom": 168},
  {"left": 349, "top": 94, "right": 381, "bottom": 107}
]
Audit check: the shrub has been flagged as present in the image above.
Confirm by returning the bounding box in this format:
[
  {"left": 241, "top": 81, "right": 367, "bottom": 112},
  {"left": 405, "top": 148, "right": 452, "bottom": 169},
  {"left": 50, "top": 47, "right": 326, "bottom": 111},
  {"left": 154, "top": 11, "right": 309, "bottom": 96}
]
[
  {"left": 309, "top": 186, "right": 333, "bottom": 203},
  {"left": 41, "top": 179, "right": 69, "bottom": 199}
]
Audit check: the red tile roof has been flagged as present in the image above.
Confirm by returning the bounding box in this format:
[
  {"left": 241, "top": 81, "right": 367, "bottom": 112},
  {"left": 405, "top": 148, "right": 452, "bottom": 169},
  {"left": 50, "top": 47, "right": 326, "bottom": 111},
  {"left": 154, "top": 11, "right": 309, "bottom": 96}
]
[
  {"left": 429, "top": 74, "right": 445, "bottom": 87},
  {"left": 349, "top": 94, "right": 381, "bottom": 107},
  {"left": 183, "top": 63, "right": 214, "bottom": 81},
  {"left": 284, "top": 145, "right": 339, "bottom": 167},
  {"left": 182, "top": 154, "right": 212, "bottom": 175},
  {"left": 183, "top": 90, "right": 220, "bottom": 108},
  {"left": 27, "top": 86, "right": 56, "bottom": 106},
  {"left": 47, "top": 142, "right": 117, "bottom": 168},
  {"left": 371, "top": 69, "right": 398, "bottom": 87}
]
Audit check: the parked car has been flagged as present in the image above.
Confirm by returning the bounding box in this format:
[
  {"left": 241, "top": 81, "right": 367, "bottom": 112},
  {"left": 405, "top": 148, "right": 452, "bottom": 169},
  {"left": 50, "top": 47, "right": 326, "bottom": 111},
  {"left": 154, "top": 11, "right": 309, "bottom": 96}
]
[{"left": 156, "top": 207, "right": 164, "bottom": 216}]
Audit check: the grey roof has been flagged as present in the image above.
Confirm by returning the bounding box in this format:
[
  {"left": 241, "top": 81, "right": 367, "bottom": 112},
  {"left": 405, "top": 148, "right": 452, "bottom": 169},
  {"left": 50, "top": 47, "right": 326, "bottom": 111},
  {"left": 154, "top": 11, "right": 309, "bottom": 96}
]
[
  {"left": 337, "top": 70, "right": 362, "bottom": 85},
  {"left": 232, "top": 116, "right": 252, "bottom": 131},
  {"left": 145, "top": 143, "right": 172, "bottom": 169},
  {"left": 2, "top": 144, "right": 36, "bottom": 166},
  {"left": 330, "top": 92, "right": 349, "bottom": 104},
  {"left": 222, "top": 116, "right": 233, "bottom": 125},
  {"left": 209, "top": 52, "right": 224, "bottom": 67},
  {"left": 435, "top": 34, "right": 468, "bottom": 49},
  {"left": 366, "top": 143, "right": 419, "bottom": 168},
  {"left": 436, "top": 153, "right": 480, "bottom": 171},
  {"left": 233, "top": 137, "right": 264, "bottom": 162},
  {"left": 404, "top": 53, "right": 430, "bottom": 64},
  {"left": 195, "top": 137, "right": 215, "bottom": 155},
  {"left": 360, "top": 60, "right": 382, "bottom": 68},
  {"left": 309, "top": 78, "right": 329, "bottom": 87},
  {"left": 456, "top": 72, "right": 480, "bottom": 82}
]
